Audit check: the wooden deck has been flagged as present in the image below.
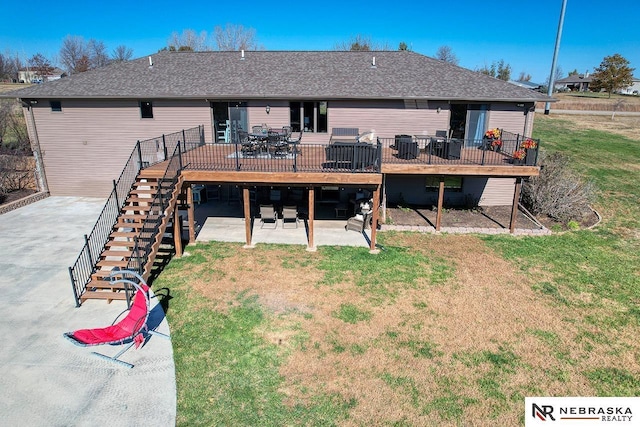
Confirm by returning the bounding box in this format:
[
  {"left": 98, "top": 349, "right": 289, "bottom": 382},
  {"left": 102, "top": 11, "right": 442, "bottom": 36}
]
[{"left": 139, "top": 143, "right": 539, "bottom": 183}]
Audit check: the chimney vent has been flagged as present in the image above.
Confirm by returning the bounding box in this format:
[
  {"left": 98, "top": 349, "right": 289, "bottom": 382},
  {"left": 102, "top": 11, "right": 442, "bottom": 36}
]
[
  {"left": 371, "top": 56, "right": 377, "bottom": 68},
  {"left": 148, "top": 56, "right": 153, "bottom": 67},
  {"left": 241, "top": 50, "right": 245, "bottom": 60}
]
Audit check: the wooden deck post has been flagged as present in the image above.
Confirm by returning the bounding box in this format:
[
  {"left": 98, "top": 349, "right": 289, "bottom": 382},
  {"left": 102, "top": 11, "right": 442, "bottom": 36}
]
[
  {"left": 370, "top": 186, "right": 380, "bottom": 253},
  {"left": 435, "top": 176, "right": 445, "bottom": 231},
  {"left": 187, "top": 185, "right": 196, "bottom": 244},
  {"left": 243, "top": 187, "right": 253, "bottom": 248},
  {"left": 307, "top": 187, "right": 315, "bottom": 251},
  {"left": 173, "top": 207, "right": 183, "bottom": 257},
  {"left": 509, "top": 177, "right": 522, "bottom": 234}
]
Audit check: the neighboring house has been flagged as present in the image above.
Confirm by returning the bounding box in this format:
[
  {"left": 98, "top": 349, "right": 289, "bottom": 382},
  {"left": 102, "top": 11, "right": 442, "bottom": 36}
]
[
  {"left": 3, "top": 50, "right": 550, "bottom": 213},
  {"left": 18, "top": 68, "right": 66, "bottom": 84},
  {"left": 619, "top": 78, "right": 640, "bottom": 95},
  {"left": 554, "top": 73, "right": 592, "bottom": 92}
]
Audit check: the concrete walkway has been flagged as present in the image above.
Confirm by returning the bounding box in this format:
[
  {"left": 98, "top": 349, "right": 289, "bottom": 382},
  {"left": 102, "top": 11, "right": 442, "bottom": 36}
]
[{"left": 0, "top": 197, "right": 176, "bottom": 427}]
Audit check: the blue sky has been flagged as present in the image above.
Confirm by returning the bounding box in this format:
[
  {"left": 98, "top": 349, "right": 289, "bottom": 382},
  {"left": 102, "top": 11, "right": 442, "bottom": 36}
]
[{"left": 2, "top": 0, "right": 638, "bottom": 83}]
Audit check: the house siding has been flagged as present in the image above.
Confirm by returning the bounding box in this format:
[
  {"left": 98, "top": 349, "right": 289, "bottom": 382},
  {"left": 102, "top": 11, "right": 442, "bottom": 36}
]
[
  {"left": 487, "top": 103, "right": 527, "bottom": 136},
  {"left": 330, "top": 100, "right": 449, "bottom": 139},
  {"left": 29, "top": 99, "right": 211, "bottom": 196},
  {"left": 384, "top": 175, "right": 515, "bottom": 207}
]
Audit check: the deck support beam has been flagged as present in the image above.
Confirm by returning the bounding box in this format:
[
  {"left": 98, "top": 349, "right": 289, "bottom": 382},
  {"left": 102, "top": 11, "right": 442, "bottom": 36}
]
[
  {"left": 370, "top": 185, "right": 380, "bottom": 253},
  {"left": 173, "top": 207, "right": 183, "bottom": 257},
  {"left": 307, "top": 187, "right": 315, "bottom": 251},
  {"left": 509, "top": 177, "right": 522, "bottom": 234},
  {"left": 187, "top": 185, "right": 196, "bottom": 244},
  {"left": 436, "top": 177, "right": 445, "bottom": 231},
  {"left": 243, "top": 187, "right": 253, "bottom": 248}
]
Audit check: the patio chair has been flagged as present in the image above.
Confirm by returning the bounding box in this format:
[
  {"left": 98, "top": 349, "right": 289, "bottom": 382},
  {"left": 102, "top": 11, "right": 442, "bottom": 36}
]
[
  {"left": 286, "top": 130, "right": 303, "bottom": 155},
  {"left": 282, "top": 205, "right": 299, "bottom": 228},
  {"left": 259, "top": 204, "right": 277, "bottom": 228},
  {"left": 63, "top": 270, "right": 168, "bottom": 369}
]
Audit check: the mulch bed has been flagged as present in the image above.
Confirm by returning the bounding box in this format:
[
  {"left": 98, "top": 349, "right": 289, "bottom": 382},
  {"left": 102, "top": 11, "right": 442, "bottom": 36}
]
[
  {"left": 0, "top": 189, "right": 37, "bottom": 206},
  {"left": 385, "top": 205, "right": 599, "bottom": 231}
]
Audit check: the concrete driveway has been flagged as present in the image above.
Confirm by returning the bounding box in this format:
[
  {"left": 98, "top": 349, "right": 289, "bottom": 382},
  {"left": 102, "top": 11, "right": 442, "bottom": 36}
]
[{"left": 0, "top": 197, "right": 175, "bottom": 426}]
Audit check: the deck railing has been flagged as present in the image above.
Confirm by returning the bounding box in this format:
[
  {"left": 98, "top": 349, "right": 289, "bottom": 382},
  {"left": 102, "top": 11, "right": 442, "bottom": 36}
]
[
  {"left": 379, "top": 133, "right": 540, "bottom": 166},
  {"left": 127, "top": 143, "right": 183, "bottom": 278},
  {"left": 180, "top": 140, "right": 383, "bottom": 173},
  {"left": 68, "top": 125, "right": 204, "bottom": 307}
]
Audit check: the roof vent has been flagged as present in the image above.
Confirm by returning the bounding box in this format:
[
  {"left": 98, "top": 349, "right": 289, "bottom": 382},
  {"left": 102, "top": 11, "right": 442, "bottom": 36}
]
[
  {"left": 241, "top": 50, "right": 245, "bottom": 60},
  {"left": 371, "top": 56, "right": 377, "bottom": 68},
  {"left": 148, "top": 56, "right": 153, "bottom": 68}
]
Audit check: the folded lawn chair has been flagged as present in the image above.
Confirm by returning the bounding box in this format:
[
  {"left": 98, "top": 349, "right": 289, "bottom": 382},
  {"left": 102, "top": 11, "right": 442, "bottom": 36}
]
[{"left": 63, "top": 270, "right": 168, "bottom": 368}]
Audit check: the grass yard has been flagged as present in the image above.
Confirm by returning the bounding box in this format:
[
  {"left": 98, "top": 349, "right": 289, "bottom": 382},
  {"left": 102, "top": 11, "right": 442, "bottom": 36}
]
[{"left": 156, "top": 114, "right": 640, "bottom": 426}]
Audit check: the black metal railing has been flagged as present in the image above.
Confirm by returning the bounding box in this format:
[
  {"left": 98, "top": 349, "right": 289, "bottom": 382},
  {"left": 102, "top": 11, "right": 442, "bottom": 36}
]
[
  {"left": 68, "top": 126, "right": 203, "bottom": 307},
  {"left": 180, "top": 140, "right": 383, "bottom": 173},
  {"left": 127, "top": 143, "right": 182, "bottom": 277},
  {"left": 379, "top": 133, "right": 540, "bottom": 167}
]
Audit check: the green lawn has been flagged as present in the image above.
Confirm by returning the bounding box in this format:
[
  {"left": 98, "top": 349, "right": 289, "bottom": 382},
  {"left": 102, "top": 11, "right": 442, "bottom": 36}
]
[{"left": 156, "top": 115, "right": 640, "bottom": 425}]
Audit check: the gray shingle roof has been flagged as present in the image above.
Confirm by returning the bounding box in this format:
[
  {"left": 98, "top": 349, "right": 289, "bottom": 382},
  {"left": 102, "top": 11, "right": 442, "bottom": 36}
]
[{"left": 3, "top": 50, "right": 551, "bottom": 102}]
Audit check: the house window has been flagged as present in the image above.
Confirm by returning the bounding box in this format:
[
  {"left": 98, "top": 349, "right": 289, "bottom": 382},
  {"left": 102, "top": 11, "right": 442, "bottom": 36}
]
[
  {"left": 290, "top": 101, "right": 328, "bottom": 133},
  {"left": 50, "top": 101, "right": 62, "bottom": 112},
  {"left": 425, "top": 176, "right": 463, "bottom": 192},
  {"left": 140, "top": 101, "right": 153, "bottom": 119}
]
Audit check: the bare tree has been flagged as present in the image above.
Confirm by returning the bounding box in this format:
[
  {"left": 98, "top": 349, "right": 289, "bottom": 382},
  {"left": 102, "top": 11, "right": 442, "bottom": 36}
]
[
  {"left": 522, "top": 152, "right": 594, "bottom": 223},
  {"left": 60, "top": 35, "right": 88, "bottom": 74},
  {"left": 168, "top": 29, "right": 209, "bottom": 51},
  {"left": 435, "top": 45, "right": 458, "bottom": 65},
  {"left": 214, "top": 24, "right": 258, "bottom": 51},
  {"left": 112, "top": 45, "right": 133, "bottom": 62},
  {"left": 28, "top": 53, "right": 54, "bottom": 79},
  {"left": 1, "top": 51, "right": 23, "bottom": 82},
  {"left": 334, "top": 34, "right": 391, "bottom": 51},
  {"left": 88, "top": 39, "right": 110, "bottom": 68}
]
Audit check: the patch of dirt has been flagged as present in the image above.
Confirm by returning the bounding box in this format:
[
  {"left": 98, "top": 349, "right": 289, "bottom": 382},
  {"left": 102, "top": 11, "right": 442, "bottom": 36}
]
[
  {"left": 183, "top": 236, "right": 630, "bottom": 425},
  {"left": 385, "top": 204, "right": 600, "bottom": 231}
]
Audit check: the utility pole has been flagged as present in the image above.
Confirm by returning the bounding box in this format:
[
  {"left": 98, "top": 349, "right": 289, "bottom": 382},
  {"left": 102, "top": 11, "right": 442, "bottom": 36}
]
[{"left": 545, "top": 0, "right": 568, "bottom": 115}]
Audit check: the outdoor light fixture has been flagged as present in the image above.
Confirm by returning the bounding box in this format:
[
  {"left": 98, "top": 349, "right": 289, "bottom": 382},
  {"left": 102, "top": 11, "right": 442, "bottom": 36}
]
[
  {"left": 265, "top": 105, "right": 270, "bottom": 114},
  {"left": 437, "top": 107, "right": 441, "bottom": 113}
]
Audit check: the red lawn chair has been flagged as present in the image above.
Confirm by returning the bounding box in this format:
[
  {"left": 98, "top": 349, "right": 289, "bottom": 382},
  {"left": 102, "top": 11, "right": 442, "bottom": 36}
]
[{"left": 63, "top": 270, "right": 168, "bottom": 368}]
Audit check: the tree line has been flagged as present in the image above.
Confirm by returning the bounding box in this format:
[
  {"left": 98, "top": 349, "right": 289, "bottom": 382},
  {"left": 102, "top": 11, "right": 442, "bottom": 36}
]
[{"left": 1, "top": 28, "right": 635, "bottom": 97}]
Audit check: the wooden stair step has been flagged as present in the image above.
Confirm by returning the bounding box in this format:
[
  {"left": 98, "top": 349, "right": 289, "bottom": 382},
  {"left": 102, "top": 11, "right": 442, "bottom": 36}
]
[
  {"left": 110, "top": 231, "right": 139, "bottom": 238},
  {"left": 115, "top": 222, "right": 145, "bottom": 230},
  {"left": 125, "top": 196, "right": 157, "bottom": 203},
  {"left": 105, "top": 240, "right": 137, "bottom": 248},
  {"left": 96, "top": 259, "right": 130, "bottom": 268},
  {"left": 80, "top": 290, "right": 128, "bottom": 302},
  {"left": 86, "top": 279, "right": 128, "bottom": 290},
  {"left": 100, "top": 249, "right": 133, "bottom": 258}
]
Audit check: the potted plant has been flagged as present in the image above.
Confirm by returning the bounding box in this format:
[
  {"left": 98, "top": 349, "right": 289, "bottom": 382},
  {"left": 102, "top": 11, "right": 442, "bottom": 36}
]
[
  {"left": 490, "top": 138, "right": 503, "bottom": 152},
  {"left": 521, "top": 138, "right": 538, "bottom": 165},
  {"left": 483, "top": 128, "right": 501, "bottom": 150},
  {"left": 512, "top": 149, "right": 526, "bottom": 164}
]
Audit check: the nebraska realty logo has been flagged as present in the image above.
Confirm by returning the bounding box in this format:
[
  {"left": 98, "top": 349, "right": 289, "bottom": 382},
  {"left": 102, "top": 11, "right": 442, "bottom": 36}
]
[{"left": 525, "top": 397, "right": 640, "bottom": 426}]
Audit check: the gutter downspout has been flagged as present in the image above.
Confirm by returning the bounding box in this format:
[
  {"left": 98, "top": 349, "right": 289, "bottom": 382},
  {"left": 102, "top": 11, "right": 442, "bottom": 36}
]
[{"left": 22, "top": 99, "right": 49, "bottom": 194}]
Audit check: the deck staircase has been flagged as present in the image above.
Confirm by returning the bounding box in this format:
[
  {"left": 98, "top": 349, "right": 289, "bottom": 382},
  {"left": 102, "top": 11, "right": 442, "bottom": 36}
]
[{"left": 79, "top": 173, "right": 183, "bottom": 304}]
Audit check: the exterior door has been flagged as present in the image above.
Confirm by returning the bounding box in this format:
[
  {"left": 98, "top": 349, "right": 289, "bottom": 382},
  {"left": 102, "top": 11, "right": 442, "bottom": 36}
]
[
  {"left": 465, "top": 104, "right": 488, "bottom": 147},
  {"left": 229, "top": 102, "right": 248, "bottom": 143}
]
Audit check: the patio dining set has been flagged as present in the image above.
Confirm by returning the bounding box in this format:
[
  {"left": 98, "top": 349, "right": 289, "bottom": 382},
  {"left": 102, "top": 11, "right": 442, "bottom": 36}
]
[{"left": 238, "top": 125, "right": 302, "bottom": 158}]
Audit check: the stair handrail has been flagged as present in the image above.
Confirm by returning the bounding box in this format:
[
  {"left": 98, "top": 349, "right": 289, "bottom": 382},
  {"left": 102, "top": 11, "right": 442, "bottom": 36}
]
[
  {"left": 127, "top": 142, "right": 183, "bottom": 278},
  {"left": 68, "top": 125, "right": 204, "bottom": 307}
]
